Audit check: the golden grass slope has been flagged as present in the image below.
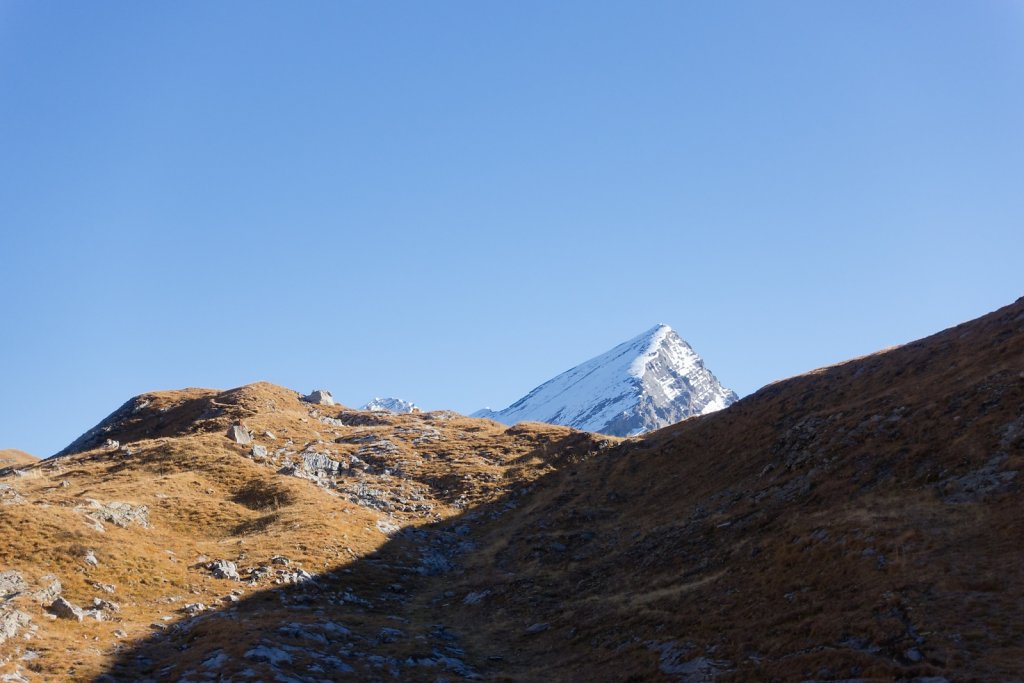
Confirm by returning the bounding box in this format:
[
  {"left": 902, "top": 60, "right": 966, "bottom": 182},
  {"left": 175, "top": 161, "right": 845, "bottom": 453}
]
[
  {"left": 0, "top": 449, "right": 38, "bottom": 469},
  {"left": 0, "top": 297, "right": 1021, "bottom": 682},
  {"left": 0, "top": 383, "right": 612, "bottom": 681}
]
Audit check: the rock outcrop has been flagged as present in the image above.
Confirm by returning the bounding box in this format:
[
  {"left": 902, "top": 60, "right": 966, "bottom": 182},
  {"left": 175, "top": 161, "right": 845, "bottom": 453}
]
[{"left": 302, "top": 389, "right": 336, "bottom": 406}]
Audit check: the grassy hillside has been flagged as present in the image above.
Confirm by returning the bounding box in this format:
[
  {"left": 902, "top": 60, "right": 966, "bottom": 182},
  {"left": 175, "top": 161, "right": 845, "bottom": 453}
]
[{"left": 0, "top": 297, "right": 1020, "bottom": 681}]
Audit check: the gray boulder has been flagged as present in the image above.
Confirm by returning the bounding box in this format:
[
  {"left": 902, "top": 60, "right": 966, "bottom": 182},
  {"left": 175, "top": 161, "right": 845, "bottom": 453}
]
[
  {"left": 302, "top": 389, "right": 336, "bottom": 406},
  {"left": 208, "top": 560, "right": 240, "bottom": 581},
  {"left": 227, "top": 425, "right": 252, "bottom": 445},
  {"left": 250, "top": 445, "right": 267, "bottom": 458},
  {"left": 48, "top": 597, "right": 85, "bottom": 622}
]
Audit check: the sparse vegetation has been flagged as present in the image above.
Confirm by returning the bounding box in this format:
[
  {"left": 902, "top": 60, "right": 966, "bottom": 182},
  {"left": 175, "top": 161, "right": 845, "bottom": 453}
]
[{"left": 0, "top": 298, "right": 1021, "bottom": 681}]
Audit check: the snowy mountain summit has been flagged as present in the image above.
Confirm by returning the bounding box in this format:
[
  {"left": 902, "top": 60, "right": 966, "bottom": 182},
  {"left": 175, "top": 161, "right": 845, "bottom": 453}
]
[
  {"left": 363, "top": 397, "right": 420, "bottom": 414},
  {"left": 473, "top": 324, "right": 737, "bottom": 437}
]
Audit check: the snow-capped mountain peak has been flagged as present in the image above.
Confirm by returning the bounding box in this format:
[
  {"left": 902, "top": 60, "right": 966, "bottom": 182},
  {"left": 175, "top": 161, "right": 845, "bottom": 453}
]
[
  {"left": 363, "top": 397, "right": 420, "bottom": 414},
  {"left": 473, "top": 324, "right": 736, "bottom": 437}
]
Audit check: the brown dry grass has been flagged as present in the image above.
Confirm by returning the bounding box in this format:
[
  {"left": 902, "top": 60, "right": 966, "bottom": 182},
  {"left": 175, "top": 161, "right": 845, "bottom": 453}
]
[
  {"left": 0, "top": 298, "right": 1021, "bottom": 681},
  {"left": 0, "top": 382, "right": 614, "bottom": 680},
  {"left": 0, "top": 448, "right": 38, "bottom": 468},
  {"left": 431, "top": 296, "right": 1024, "bottom": 681}
]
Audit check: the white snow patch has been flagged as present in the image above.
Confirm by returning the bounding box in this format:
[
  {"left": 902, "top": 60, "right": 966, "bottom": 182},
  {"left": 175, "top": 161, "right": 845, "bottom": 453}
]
[{"left": 476, "top": 324, "right": 736, "bottom": 436}]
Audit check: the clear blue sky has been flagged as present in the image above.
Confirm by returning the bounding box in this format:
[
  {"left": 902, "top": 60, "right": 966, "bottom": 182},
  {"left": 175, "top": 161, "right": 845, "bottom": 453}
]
[{"left": 2, "top": 2, "right": 1022, "bottom": 456}]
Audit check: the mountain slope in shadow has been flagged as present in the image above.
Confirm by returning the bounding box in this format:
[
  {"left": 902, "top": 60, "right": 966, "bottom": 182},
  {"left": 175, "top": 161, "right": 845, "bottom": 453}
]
[{"left": 91, "top": 297, "right": 1024, "bottom": 682}]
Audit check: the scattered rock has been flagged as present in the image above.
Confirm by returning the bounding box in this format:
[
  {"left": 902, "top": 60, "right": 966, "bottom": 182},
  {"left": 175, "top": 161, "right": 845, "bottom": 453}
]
[
  {"left": 48, "top": 597, "right": 85, "bottom": 622},
  {"left": 378, "top": 626, "right": 405, "bottom": 642},
  {"left": 0, "top": 666, "right": 31, "bottom": 683},
  {"left": 275, "top": 569, "right": 314, "bottom": 586},
  {"left": 203, "top": 650, "right": 229, "bottom": 669},
  {"left": 376, "top": 519, "right": 400, "bottom": 535},
  {"left": 249, "top": 566, "right": 272, "bottom": 582},
  {"left": 207, "top": 560, "right": 240, "bottom": 581},
  {"left": 270, "top": 555, "right": 290, "bottom": 566},
  {"left": 462, "top": 590, "right": 490, "bottom": 605},
  {"left": 227, "top": 425, "right": 252, "bottom": 445},
  {"left": 84, "top": 549, "right": 99, "bottom": 566},
  {"left": 0, "top": 609, "right": 31, "bottom": 645},
  {"left": 650, "top": 641, "right": 732, "bottom": 681},
  {"left": 250, "top": 444, "right": 267, "bottom": 458},
  {"left": 417, "top": 549, "right": 453, "bottom": 576},
  {"left": 299, "top": 451, "right": 342, "bottom": 474},
  {"left": 104, "top": 439, "right": 120, "bottom": 450},
  {"left": 279, "top": 451, "right": 344, "bottom": 487},
  {"left": 181, "top": 603, "right": 206, "bottom": 617},
  {"left": 276, "top": 622, "right": 328, "bottom": 644},
  {"left": 940, "top": 454, "right": 1018, "bottom": 503},
  {"left": 0, "top": 484, "right": 26, "bottom": 506},
  {"left": 0, "top": 571, "right": 27, "bottom": 600},
  {"left": 244, "top": 644, "right": 292, "bottom": 665},
  {"left": 83, "top": 499, "right": 150, "bottom": 529},
  {"left": 664, "top": 655, "right": 730, "bottom": 681},
  {"left": 302, "top": 389, "right": 336, "bottom": 406},
  {"left": 525, "top": 622, "right": 550, "bottom": 634},
  {"left": 904, "top": 647, "right": 924, "bottom": 663},
  {"left": 31, "top": 577, "right": 62, "bottom": 604},
  {"left": 92, "top": 598, "right": 120, "bottom": 613}
]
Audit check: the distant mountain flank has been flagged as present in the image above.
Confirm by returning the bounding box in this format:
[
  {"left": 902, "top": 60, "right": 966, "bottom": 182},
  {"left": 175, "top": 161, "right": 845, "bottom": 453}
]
[
  {"left": 475, "top": 324, "right": 737, "bottom": 436},
  {"left": 363, "top": 397, "right": 421, "bottom": 414}
]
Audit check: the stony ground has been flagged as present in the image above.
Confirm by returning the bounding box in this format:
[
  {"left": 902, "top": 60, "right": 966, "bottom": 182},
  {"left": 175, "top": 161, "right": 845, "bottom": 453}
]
[
  {"left": 0, "top": 383, "right": 613, "bottom": 681},
  {"left": 0, "top": 297, "right": 1021, "bottom": 682}
]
